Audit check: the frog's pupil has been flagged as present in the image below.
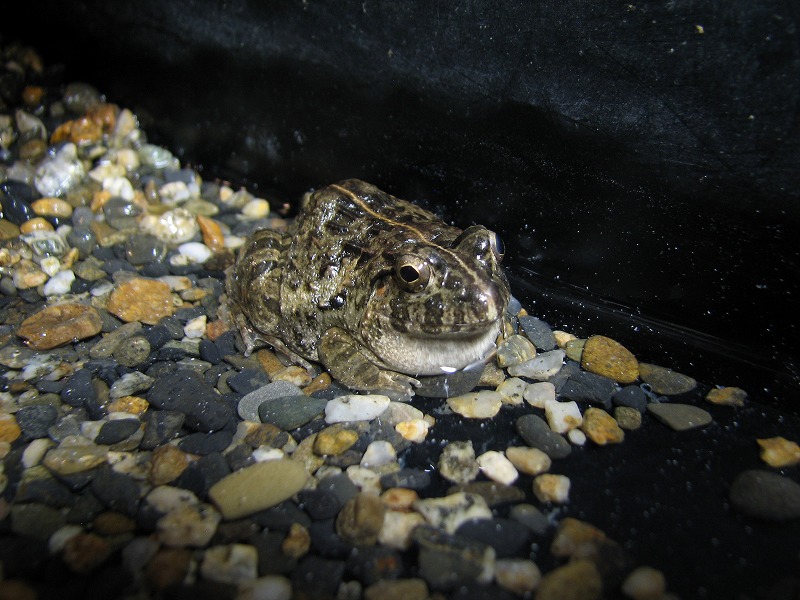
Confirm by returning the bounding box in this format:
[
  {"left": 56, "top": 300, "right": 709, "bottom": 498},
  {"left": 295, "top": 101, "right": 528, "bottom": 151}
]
[{"left": 400, "top": 265, "right": 418, "bottom": 282}]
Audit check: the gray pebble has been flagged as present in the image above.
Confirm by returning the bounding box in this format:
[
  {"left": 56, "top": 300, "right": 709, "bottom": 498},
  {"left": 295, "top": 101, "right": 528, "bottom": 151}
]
[
  {"left": 237, "top": 381, "right": 304, "bottom": 422},
  {"left": 612, "top": 385, "right": 649, "bottom": 413},
  {"left": 415, "top": 366, "right": 484, "bottom": 398},
  {"left": 10, "top": 503, "right": 66, "bottom": 540},
  {"left": 519, "top": 315, "right": 557, "bottom": 350},
  {"left": 647, "top": 402, "right": 712, "bottom": 431},
  {"left": 515, "top": 414, "right": 571, "bottom": 459},
  {"left": 730, "top": 470, "right": 800, "bottom": 521},
  {"left": 16, "top": 404, "right": 59, "bottom": 441},
  {"left": 124, "top": 233, "right": 168, "bottom": 265},
  {"left": 257, "top": 395, "right": 328, "bottom": 430},
  {"left": 110, "top": 371, "right": 155, "bottom": 399},
  {"left": 113, "top": 336, "right": 152, "bottom": 368},
  {"left": 103, "top": 197, "right": 142, "bottom": 230}
]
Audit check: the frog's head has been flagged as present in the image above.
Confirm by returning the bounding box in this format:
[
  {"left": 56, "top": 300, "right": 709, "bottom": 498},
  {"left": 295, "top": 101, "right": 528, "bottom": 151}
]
[{"left": 362, "top": 225, "right": 510, "bottom": 376}]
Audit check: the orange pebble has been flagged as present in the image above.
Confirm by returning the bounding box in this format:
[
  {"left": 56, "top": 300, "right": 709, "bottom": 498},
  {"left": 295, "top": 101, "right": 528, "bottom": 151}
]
[
  {"left": 19, "top": 217, "right": 54, "bottom": 234},
  {"left": 196, "top": 214, "right": 226, "bottom": 252}
]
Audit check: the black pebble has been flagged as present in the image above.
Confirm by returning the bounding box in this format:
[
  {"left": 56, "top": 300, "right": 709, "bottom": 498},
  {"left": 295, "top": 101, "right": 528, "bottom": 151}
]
[
  {"left": 141, "top": 262, "right": 170, "bottom": 277},
  {"left": 89, "top": 467, "right": 140, "bottom": 516},
  {"left": 199, "top": 339, "right": 221, "bottom": 364},
  {"left": 227, "top": 368, "right": 270, "bottom": 395},
  {"left": 172, "top": 452, "right": 230, "bottom": 498},
  {"left": 515, "top": 414, "right": 572, "bottom": 459},
  {"left": 306, "top": 520, "right": 353, "bottom": 559},
  {"left": 213, "top": 330, "right": 238, "bottom": 358},
  {"left": 455, "top": 517, "right": 533, "bottom": 558},
  {"left": 94, "top": 419, "right": 141, "bottom": 445},
  {"left": 559, "top": 370, "right": 618, "bottom": 409},
  {"left": 249, "top": 530, "right": 297, "bottom": 576},
  {"left": 177, "top": 429, "right": 235, "bottom": 455},
  {"left": 147, "top": 369, "right": 234, "bottom": 432},
  {"left": 297, "top": 488, "right": 343, "bottom": 520},
  {"left": 0, "top": 181, "right": 36, "bottom": 224},
  {"left": 140, "top": 409, "right": 185, "bottom": 450},
  {"left": 612, "top": 385, "right": 649, "bottom": 413},
  {"left": 250, "top": 500, "right": 311, "bottom": 532},
  {"left": 15, "top": 477, "right": 76, "bottom": 508},
  {"left": 15, "top": 404, "right": 58, "bottom": 440},
  {"left": 345, "top": 545, "right": 403, "bottom": 585}
]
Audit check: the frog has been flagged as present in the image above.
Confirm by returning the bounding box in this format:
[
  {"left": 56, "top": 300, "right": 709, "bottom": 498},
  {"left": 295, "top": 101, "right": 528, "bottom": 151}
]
[{"left": 225, "top": 178, "right": 510, "bottom": 396}]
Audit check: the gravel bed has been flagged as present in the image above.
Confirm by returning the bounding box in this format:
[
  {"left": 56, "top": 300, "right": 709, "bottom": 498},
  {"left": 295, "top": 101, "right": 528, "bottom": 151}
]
[{"left": 1, "top": 43, "right": 799, "bottom": 600}]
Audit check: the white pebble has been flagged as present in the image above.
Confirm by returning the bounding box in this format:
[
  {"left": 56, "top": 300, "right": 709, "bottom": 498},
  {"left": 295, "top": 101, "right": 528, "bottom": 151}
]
[
  {"left": 42, "top": 269, "right": 75, "bottom": 296},
  {"left": 495, "top": 558, "right": 542, "bottom": 596},
  {"left": 39, "top": 256, "right": 61, "bottom": 277},
  {"left": 523, "top": 381, "right": 556, "bottom": 408},
  {"left": 183, "top": 315, "right": 207, "bottom": 339},
  {"left": 252, "top": 447, "right": 285, "bottom": 462},
  {"left": 446, "top": 390, "right": 503, "bottom": 419},
  {"left": 325, "top": 394, "right": 390, "bottom": 423},
  {"left": 360, "top": 440, "right": 397, "bottom": 468},
  {"left": 382, "top": 401, "right": 425, "bottom": 426},
  {"left": 22, "top": 438, "right": 54, "bottom": 468},
  {"left": 345, "top": 465, "right": 382, "bottom": 495},
  {"left": 378, "top": 510, "right": 426, "bottom": 550},
  {"left": 80, "top": 420, "right": 104, "bottom": 442},
  {"left": 34, "top": 143, "right": 85, "bottom": 197},
  {"left": 241, "top": 198, "right": 270, "bottom": 219},
  {"left": 146, "top": 485, "right": 200, "bottom": 513},
  {"left": 413, "top": 491, "right": 492, "bottom": 534},
  {"left": 544, "top": 399, "right": 583, "bottom": 433},
  {"left": 224, "top": 235, "right": 246, "bottom": 249},
  {"left": 178, "top": 241, "right": 213, "bottom": 264},
  {"left": 159, "top": 181, "right": 192, "bottom": 205},
  {"left": 507, "top": 349, "right": 565, "bottom": 380},
  {"left": 158, "top": 275, "right": 193, "bottom": 291},
  {"left": 102, "top": 175, "right": 135, "bottom": 201},
  {"left": 114, "top": 148, "right": 141, "bottom": 170},
  {"left": 568, "top": 428, "right": 587, "bottom": 446},
  {"left": 621, "top": 565, "right": 667, "bottom": 600},
  {"left": 200, "top": 543, "right": 258, "bottom": 584},
  {"left": 477, "top": 450, "right": 518, "bottom": 485},
  {"left": 238, "top": 575, "right": 293, "bottom": 600},
  {"left": 88, "top": 163, "right": 126, "bottom": 182},
  {"left": 90, "top": 280, "right": 115, "bottom": 296},
  {"left": 496, "top": 377, "right": 527, "bottom": 405}
]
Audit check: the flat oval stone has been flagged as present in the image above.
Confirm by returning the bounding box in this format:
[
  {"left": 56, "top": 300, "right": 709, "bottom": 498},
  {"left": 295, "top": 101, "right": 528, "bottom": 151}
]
[
  {"left": 208, "top": 459, "right": 308, "bottom": 520},
  {"left": 16, "top": 303, "right": 102, "bottom": 350},
  {"left": 515, "top": 414, "right": 571, "bottom": 459},
  {"left": 639, "top": 363, "right": 696, "bottom": 395},
  {"left": 580, "top": 335, "right": 639, "bottom": 384},
  {"left": 258, "top": 395, "right": 328, "bottom": 431},
  {"left": 647, "top": 403, "right": 712, "bottom": 431},
  {"left": 729, "top": 470, "right": 800, "bottom": 521}
]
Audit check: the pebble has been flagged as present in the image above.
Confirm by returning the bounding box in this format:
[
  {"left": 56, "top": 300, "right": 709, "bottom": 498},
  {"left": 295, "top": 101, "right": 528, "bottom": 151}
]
[
  {"left": 238, "top": 576, "right": 292, "bottom": 600},
  {"left": 16, "top": 303, "right": 103, "bottom": 350},
  {"left": 612, "top": 385, "right": 649, "bottom": 413},
  {"left": 412, "top": 525, "right": 495, "bottom": 589},
  {"left": 0, "top": 412, "right": 22, "bottom": 443},
  {"left": 496, "top": 376, "right": 527, "bottom": 405},
  {"left": 493, "top": 558, "right": 541, "bottom": 595},
  {"left": 647, "top": 402, "right": 712, "bottom": 431},
  {"left": 495, "top": 334, "right": 537, "bottom": 367},
  {"left": 614, "top": 405, "right": 643, "bottom": 430},
  {"left": 507, "top": 349, "right": 565, "bottom": 380},
  {"left": 157, "top": 503, "right": 221, "bottom": 547},
  {"left": 621, "top": 565, "right": 667, "bottom": 600},
  {"left": 94, "top": 418, "right": 141, "bottom": 445},
  {"left": 446, "top": 390, "right": 503, "bottom": 419},
  {"left": 15, "top": 404, "right": 58, "bottom": 440},
  {"left": 363, "top": 578, "right": 429, "bottom": 600},
  {"left": 729, "top": 470, "right": 800, "bottom": 521},
  {"left": 476, "top": 450, "right": 518, "bottom": 485},
  {"left": 361, "top": 440, "right": 397, "bottom": 468},
  {"left": 378, "top": 510, "right": 426, "bottom": 550},
  {"left": 519, "top": 315, "right": 557, "bottom": 350},
  {"left": 438, "top": 441, "right": 480, "bottom": 484},
  {"left": 706, "top": 386, "right": 747, "bottom": 407},
  {"left": 325, "top": 394, "right": 390, "bottom": 423},
  {"left": 314, "top": 426, "right": 359, "bottom": 456},
  {"left": 147, "top": 369, "right": 232, "bottom": 431},
  {"left": 559, "top": 370, "right": 618, "bottom": 409},
  {"left": 257, "top": 394, "right": 327, "bottom": 430},
  {"left": 638, "top": 363, "right": 697, "bottom": 395},
  {"left": 200, "top": 543, "right": 259, "bottom": 584},
  {"left": 413, "top": 492, "right": 492, "bottom": 533},
  {"left": 335, "top": 492, "right": 386, "bottom": 545},
  {"left": 208, "top": 459, "right": 308, "bottom": 519},
  {"left": 509, "top": 503, "right": 549, "bottom": 536},
  {"left": 43, "top": 445, "right": 108, "bottom": 475},
  {"left": 515, "top": 414, "right": 572, "bottom": 459},
  {"left": 505, "top": 446, "right": 551, "bottom": 476},
  {"left": 414, "top": 366, "right": 484, "bottom": 398},
  {"left": 106, "top": 277, "right": 175, "bottom": 324},
  {"left": 580, "top": 335, "right": 639, "bottom": 384},
  {"left": 523, "top": 380, "right": 556, "bottom": 408},
  {"left": 532, "top": 473, "right": 571, "bottom": 504},
  {"left": 544, "top": 399, "right": 583, "bottom": 433},
  {"left": 581, "top": 407, "right": 625, "bottom": 444},
  {"left": 757, "top": 436, "right": 800, "bottom": 467},
  {"left": 535, "top": 558, "right": 602, "bottom": 600},
  {"left": 110, "top": 371, "right": 154, "bottom": 399}
]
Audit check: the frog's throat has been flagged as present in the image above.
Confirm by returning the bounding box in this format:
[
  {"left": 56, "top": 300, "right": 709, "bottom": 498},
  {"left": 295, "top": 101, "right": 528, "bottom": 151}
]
[{"left": 368, "top": 319, "right": 501, "bottom": 377}]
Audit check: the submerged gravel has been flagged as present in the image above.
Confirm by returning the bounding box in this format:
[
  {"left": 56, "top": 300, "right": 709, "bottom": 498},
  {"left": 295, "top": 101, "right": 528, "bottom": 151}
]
[{"left": 0, "top": 43, "right": 799, "bottom": 600}]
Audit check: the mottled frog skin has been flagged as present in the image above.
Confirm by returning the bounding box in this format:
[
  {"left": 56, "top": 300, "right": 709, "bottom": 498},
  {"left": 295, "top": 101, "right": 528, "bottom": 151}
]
[{"left": 226, "top": 179, "right": 510, "bottom": 395}]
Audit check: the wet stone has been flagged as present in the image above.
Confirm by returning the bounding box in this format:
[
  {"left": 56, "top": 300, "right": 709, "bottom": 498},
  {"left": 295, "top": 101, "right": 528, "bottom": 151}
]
[
  {"left": 580, "top": 407, "right": 625, "bottom": 445},
  {"left": 345, "top": 545, "right": 403, "bottom": 585},
  {"left": 558, "top": 370, "right": 618, "bottom": 409},
  {"left": 507, "top": 349, "right": 565, "bottom": 380},
  {"left": 639, "top": 362, "right": 697, "bottom": 395},
  {"left": 140, "top": 409, "right": 185, "bottom": 449},
  {"left": 412, "top": 525, "right": 494, "bottom": 591},
  {"left": 415, "top": 366, "right": 484, "bottom": 398},
  {"left": 438, "top": 441, "right": 480, "bottom": 484},
  {"left": 258, "top": 395, "right": 328, "bottom": 430},
  {"left": 147, "top": 369, "right": 233, "bottom": 432},
  {"left": 614, "top": 405, "right": 642, "bottom": 430},
  {"left": 456, "top": 517, "right": 533, "bottom": 558},
  {"left": 179, "top": 429, "right": 235, "bottom": 455},
  {"left": 94, "top": 418, "right": 140, "bottom": 445},
  {"left": 227, "top": 367, "right": 271, "bottom": 395},
  {"left": 10, "top": 502, "right": 66, "bottom": 540},
  {"left": 612, "top": 385, "right": 648, "bottom": 413},
  {"left": 90, "top": 467, "right": 141, "bottom": 516},
  {"left": 515, "top": 414, "right": 572, "bottom": 459},
  {"left": 706, "top": 386, "right": 747, "bottom": 407},
  {"left": 15, "top": 404, "right": 58, "bottom": 440},
  {"left": 757, "top": 436, "right": 800, "bottom": 468},
  {"left": 291, "top": 556, "right": 346, "bottom": 600},
  {"left": 110, "top": 371, "right": 154, "bottom": 399},
  {"left": 496, "top": 334, "right": 537, "bottom": 368},
  {"left": 106, "top": 277, "right": 175, "bottom": 325},
  {"left": 519, "top": 315, "right": 557, "bottom": 350},
  {"left": 112, "top": 336, "right": 151, "bottom": 367},
  {"left": 125, "top": 233, "right": 168, "bottom": 265},
  {"left": 16, "top": 302, "right": 103, "bottom": 350},
  {"left": 729, "top": 470, "right": 800, "bottom": 521},
  {"left": 647, "top": 402, "right": 712, "bottom": 431},
  {"left": 536, "top": 559, "right": 602, "bottom": 600},
  {"left": 380, "top": 468, "right": 431, "bottom": 490},
  {"left": 509, "top": 503, "right": 550, "bottom": 536},
  {"left": 335, "top": 492, "right": 386, "bottom": 546}
]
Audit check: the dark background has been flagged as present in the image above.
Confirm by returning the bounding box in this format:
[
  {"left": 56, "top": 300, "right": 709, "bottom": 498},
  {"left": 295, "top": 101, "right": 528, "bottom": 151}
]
[{"left": 2, "top": 0, "right": 799, "bottom": 404}]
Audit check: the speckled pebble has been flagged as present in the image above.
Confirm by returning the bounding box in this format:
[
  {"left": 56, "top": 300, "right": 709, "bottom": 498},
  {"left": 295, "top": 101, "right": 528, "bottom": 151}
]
[
  {"left": 438, "top": 440, "right": 480, "bottom": 484},
  {"left": 706, "top": 386, "right": 747, "bottom": 407},
  {"left": 647, "top": 402, "right": 712, "bottom": 431},
  {"left": 413, "top": 491, "right": 491, "bottom": 534},
  {"left": 532, "top": 473, "right": 570, "bottom": 504},
  {"left": 446, "top": 390, "right": 503, "bottom": 419},
  {"left": 639, "top": 363, "right": 697, "bottom": 395}
]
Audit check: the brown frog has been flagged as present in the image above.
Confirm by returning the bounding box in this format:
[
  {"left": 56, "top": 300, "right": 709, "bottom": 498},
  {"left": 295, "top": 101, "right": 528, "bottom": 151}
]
[{"left": 226, "top": 179, "right": 510, "bottom": 396}]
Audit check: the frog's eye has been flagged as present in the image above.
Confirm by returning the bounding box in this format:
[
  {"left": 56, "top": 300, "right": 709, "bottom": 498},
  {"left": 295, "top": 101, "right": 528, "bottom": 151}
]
[
  {"left": 395, "top": 254, "right": 431, "bottom": 292},
  {"left": 489, "top": 230, "right": 505, "bottom": 262}
]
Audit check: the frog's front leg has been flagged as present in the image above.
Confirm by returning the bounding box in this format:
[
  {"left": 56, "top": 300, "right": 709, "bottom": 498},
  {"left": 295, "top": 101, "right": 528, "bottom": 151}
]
[{"left": 318, "top": 327, "right": 420, "bottom": 397}]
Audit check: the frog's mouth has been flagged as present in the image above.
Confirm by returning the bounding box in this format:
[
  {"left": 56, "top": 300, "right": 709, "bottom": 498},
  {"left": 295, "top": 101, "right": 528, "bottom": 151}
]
[{"left": 366, "top": 315, "right": 502, "bottom": 376}]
